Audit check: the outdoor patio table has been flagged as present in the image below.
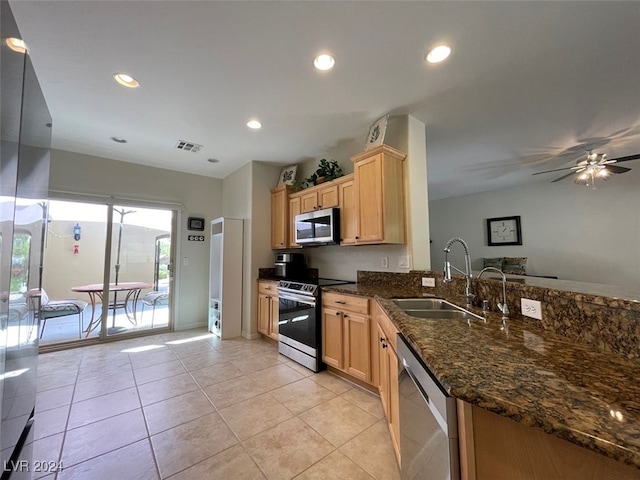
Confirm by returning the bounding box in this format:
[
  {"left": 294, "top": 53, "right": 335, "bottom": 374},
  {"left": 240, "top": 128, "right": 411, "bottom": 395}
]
[{"left": 71, "top": 282, "right": 153, "bottom": 336}]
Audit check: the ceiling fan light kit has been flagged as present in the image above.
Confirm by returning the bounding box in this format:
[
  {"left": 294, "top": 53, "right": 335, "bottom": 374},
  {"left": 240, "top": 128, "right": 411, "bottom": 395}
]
[{"left": 532, "top": 150, "right": 640, "bottom": 188}]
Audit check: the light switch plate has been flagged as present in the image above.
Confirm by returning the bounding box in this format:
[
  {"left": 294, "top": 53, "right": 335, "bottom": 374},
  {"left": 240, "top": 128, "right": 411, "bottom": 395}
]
[
  {"left": 521, "top": 298, "right": 542, "bottom": 320},
  {"left": 422, "top": 277, "right": 436, "bottom": 287},
  {"left": 398, "top": 255, "right": 411, "bottom": 269}
]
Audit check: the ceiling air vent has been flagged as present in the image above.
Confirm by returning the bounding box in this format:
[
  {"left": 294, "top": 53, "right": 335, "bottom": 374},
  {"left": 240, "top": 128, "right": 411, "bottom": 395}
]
[{"left": 175, "top": 140, "right": 203, "bottom": 153}]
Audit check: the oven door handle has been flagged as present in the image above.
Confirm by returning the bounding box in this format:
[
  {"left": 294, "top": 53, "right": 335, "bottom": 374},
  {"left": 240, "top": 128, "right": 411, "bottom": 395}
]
[{"left": 277, "top": 292, "right": 317, "bottom": 306}]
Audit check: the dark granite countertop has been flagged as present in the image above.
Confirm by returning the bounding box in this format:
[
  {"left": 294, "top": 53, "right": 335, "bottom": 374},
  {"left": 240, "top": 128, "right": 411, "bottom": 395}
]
[{"left": 323, "top": 283, "right": 640, "bottom": 470}]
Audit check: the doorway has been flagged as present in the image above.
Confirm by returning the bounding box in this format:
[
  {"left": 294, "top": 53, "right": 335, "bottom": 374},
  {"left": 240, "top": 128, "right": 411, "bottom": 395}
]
[{"left": 40, "top": 199, "right": 175, "bottom": 345}]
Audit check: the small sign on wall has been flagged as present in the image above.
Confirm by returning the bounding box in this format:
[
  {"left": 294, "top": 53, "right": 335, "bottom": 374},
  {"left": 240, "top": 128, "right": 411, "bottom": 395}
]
[{"left": 187, "top": 235, "right": 205, "bottom": 241}]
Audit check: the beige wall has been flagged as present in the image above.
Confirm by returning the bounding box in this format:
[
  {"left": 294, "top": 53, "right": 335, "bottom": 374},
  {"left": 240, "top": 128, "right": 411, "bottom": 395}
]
[
  {"left": 49, "top": 149, "right": 223, "bottom": 330},
  {"left": 221, "top": 161, "right": 281, "bottom": 338}
]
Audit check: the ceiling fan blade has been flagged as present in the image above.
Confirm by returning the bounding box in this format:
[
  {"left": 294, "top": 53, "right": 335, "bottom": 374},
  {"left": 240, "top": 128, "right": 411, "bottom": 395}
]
[
  {"left": 609, "top": 153, "right": 640, "bottom": 163},
  {"left": 551, "top": 171, "right": 578, "bottom": 183},
  {"left": 532, "top": 165, "right": 580, "bottom": 176},
  {"left": 606, "top": 165, "right": 631, "bottom": 174}
]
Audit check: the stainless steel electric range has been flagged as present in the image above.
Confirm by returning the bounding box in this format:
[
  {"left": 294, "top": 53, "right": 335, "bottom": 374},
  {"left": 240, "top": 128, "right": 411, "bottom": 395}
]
[{"left": 277, "top": 278, "right": 353, "bottom": 372}]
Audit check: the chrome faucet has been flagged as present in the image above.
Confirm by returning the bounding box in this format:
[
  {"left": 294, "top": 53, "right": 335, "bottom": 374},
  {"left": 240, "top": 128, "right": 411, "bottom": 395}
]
[
  {"left": 443, "top": 237, "right": 474, "bottom": 306},
  {"left": 477, "top": 266, "right": 510, "bottom": 320}
]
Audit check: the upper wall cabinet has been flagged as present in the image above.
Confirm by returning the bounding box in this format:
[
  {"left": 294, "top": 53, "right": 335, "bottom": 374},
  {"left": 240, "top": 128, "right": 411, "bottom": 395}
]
[
  {"left": 351, "top": 145, "right": 407, "bottom": 245},
  {"left": 271, "top": 145, "right": 406, "bottom": 249},
  {"left": 270, "top": 184, "right": 293, "bottom": 249},
  {"left": 298, "top": 183, "right": 339, "bottom": 213},
  {"left": 338, "top": 177, "right": 357, "bottom": 245}
]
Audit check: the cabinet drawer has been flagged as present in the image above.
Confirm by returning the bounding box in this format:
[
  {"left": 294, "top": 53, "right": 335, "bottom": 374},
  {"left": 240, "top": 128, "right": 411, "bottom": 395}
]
[
  {"left": 258, "top": 281, "right": 278, "bottom": 296},
  {"left": 323, "top": 292, "right": 369, "bottom": 315}
]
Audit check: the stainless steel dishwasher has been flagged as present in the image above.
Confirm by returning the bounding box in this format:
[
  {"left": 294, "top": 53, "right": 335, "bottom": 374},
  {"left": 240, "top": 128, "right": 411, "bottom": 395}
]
[{"left": 397, "top": 334, "right": 460, "bottom": 480}]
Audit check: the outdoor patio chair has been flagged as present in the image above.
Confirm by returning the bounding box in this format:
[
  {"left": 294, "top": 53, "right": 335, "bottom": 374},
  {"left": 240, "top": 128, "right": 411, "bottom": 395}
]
[
  {"left": 39, "top": 289, "right": 88, "bottom": 340},
  {"left": 140, "top": 291, "right": 169, "bottom": 326}
]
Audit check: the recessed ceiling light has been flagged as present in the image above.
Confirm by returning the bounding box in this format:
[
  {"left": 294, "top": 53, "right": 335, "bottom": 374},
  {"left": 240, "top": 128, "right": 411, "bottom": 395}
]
[
  {"left": 6, "top": 37, "right": 27, "bottom": 53},
  {"left": 113, "top": 73, "right": 140, "bottom": 88},
  {"left": 247, "top": 120, "right": 262, "bottom": 130},
  {"left": 110, "top": 136, "right": 127, "bottom": 143},
  {"left": 314, "top": 54, "right": 335, "bottom": 71},
  {"left": 426, "top": 45, "right": 451, "bottom": 64},
  {"left": 207, "top": 158, "right": 220, "bottom": 163}
]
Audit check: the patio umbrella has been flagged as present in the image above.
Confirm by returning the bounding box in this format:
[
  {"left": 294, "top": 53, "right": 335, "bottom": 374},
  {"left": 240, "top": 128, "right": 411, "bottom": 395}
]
[{"left": 111, "top": 208, "right": 135, "bottom": 329}]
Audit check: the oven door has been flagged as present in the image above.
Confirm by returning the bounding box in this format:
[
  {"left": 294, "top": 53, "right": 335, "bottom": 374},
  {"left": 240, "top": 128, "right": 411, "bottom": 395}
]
[{"left": 277, "top": 291, "right": 317, "bottom": 348}]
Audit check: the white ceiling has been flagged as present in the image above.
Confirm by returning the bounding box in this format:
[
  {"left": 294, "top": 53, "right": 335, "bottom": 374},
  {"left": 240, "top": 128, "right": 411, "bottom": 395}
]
[{"left": 10, "top": 1, "right": 640, "bottom": 200}]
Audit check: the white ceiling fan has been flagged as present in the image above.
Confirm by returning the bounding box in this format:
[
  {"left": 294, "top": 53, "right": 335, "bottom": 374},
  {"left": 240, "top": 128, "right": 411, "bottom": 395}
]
[{"left": 532, "top": 150, "right": 640, "bottom": 187}]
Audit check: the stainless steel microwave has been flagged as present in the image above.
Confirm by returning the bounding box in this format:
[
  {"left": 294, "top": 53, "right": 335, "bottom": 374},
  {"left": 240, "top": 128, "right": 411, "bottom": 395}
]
[{"left": 294, "top": 207, "right": 340, "bottom": 245}]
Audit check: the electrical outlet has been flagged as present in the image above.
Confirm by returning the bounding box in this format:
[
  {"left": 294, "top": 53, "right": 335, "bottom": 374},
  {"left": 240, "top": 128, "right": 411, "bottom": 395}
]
[
  {"left": 398, "top": 255, "right": 411, "bottom": 269},
  {"left": 381, "top": 256, "right": 389, "bottom": 268},
  {"left": 422, "top": 277, "right": 436, "bottom": 287},
  {"left": 183, "top": 257, "right": 189, "bottom": 267},
  {"left": 521, "top": 298, "right": 542, "bottom": 320}
]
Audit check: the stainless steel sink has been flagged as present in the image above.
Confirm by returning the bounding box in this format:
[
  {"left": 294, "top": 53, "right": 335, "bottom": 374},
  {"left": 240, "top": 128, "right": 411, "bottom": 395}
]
[
  {"left": 403, "top": 309, "right": 482, "bottom": 321},
  {"left": 393, "top": 298, "right": 484, "bottom": 321},
  {"left": 393, "top": 298, "right": 460, "bottom": 310}
]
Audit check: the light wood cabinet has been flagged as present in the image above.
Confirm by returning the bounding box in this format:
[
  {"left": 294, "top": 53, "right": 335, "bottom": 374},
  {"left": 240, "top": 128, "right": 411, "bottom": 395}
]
[
  {"left": 322, "top": 292, "right": 371, "bottom": 383},
  {"left": 270, "top": 184, "right": 292, "bottom": 250},
  {"left": 374, "top": 302, "right": 401, "bottom": 463},
  {"left": 257, "top": 281, "right": 279, "bottom": 341},
  {"left": 338, "top": 178, "right": 357, "bottom": 245},
  {"left": 351, "top": 145, "right": 407, "bottom": 244},
  {"left": 458, "top": 400, "right": 640, "bottom": 480},
  {"left": 288, "top": 196, "right": 302, "bottom": 249},
  {"left": 299, "top": 183, "right": 339, "bottom": 213}
]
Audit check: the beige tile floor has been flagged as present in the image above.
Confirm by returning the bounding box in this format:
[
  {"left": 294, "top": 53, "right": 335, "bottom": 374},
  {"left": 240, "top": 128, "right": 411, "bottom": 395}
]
[{"left": 34, "top": 328, "right": 401, "bottom": 480}]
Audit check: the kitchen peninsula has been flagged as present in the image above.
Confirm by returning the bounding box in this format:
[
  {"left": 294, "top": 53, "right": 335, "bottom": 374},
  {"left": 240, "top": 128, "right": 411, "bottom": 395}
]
[{"left": 323, "top": 270, "right": 640, "bottom": 479}]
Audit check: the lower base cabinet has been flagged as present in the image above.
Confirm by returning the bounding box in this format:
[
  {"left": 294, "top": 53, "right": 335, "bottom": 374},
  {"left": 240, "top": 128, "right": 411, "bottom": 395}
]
[
  {"left": 458, "top": 400, "right": 640, "bottom": 480},
  {"left": 374, "top": 302, "right": 401, "bottom": 463},
  {"left": 322, "top": 292, "right": 371, "bottom": 383},
  {"left": 257, "top": 280, "right": 279, "bottom": 341}
]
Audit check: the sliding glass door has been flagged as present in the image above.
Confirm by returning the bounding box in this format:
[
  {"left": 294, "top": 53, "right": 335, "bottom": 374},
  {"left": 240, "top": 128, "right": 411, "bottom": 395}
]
[
  {"left": 41, "top": 200, "right": 107, "bottom": 344},
  {"left": 40, "top": 200, "right": 174, "bottom": 345},
  {"left": 106, "top": 205, "right": 172, "bottom": 337}
]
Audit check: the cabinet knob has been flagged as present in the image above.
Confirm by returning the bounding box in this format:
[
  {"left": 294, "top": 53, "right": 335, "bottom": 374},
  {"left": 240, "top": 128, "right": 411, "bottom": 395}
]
[
  {"left": 335, "top": 312, "right": 340, "bottom": 316},
  {"left": 318, "top": 205, "right": 322, "bottom": 209},
  {"left": 313, "top": 206, "right": 317, "bottom": 210},
  {"left": 382, "top": 343, "right": 387, "bottom": 349},
  {"left": 344, "top": 314, "right": 349, "bottom": 318},
  {"left": 355, "top": 236, "right": 359, "bottom": 240},
  {"left": 379, "top": 337, "right": 385, "bottom": 343}
]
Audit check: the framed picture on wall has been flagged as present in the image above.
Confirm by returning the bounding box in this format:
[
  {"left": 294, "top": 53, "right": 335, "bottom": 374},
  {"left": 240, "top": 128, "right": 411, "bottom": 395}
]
[
  {"left": 487, "top": 215, "right": 522, "bottom": 246},
  {"left": 364, "top": 114, "right": 388, "bottom": 150},
  {"left": 277, "top": 165, "right": 297, "bottom": 186}
]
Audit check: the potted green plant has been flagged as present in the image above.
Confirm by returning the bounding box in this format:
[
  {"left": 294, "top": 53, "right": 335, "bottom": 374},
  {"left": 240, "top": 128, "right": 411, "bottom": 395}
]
[{"left": 309, "top": 159, "right": 343, "bottom": 185}]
